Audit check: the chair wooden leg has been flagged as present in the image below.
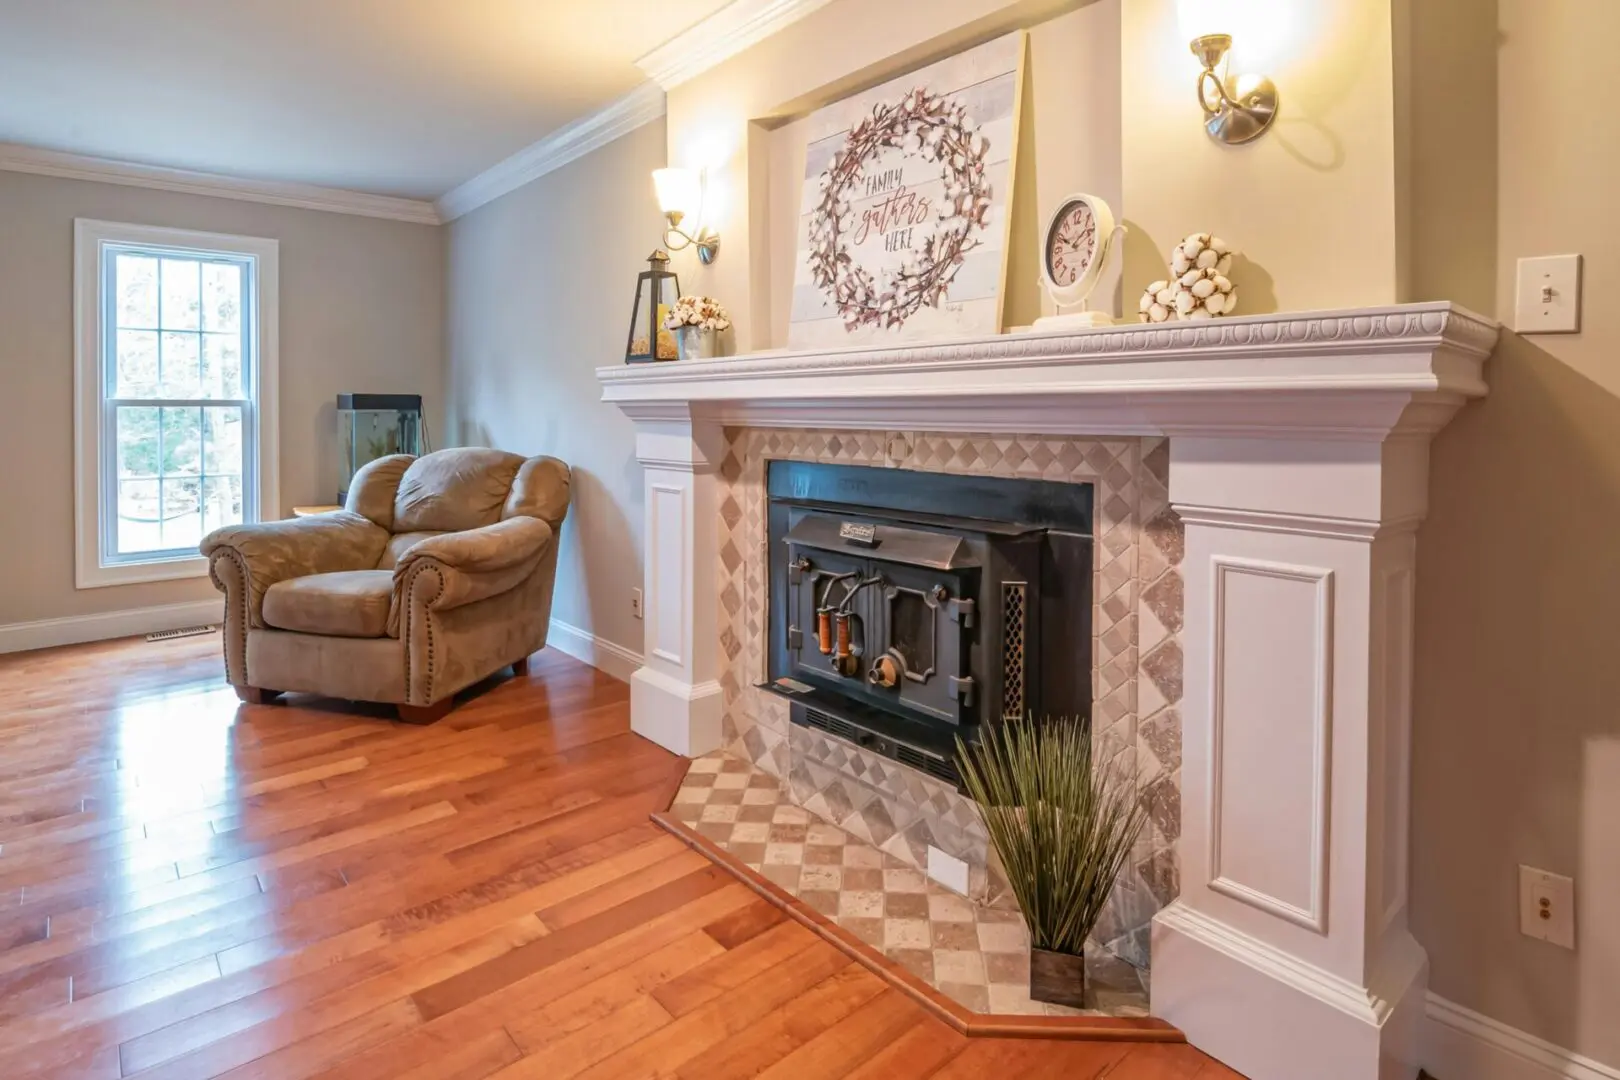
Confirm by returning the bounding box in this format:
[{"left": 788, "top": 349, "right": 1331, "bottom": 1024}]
[
  {"left": 512, "top": 655, "right": 531, "bottom": 677},
  {"left": 397, "top": 699, "right": 455, "bottom": 725},
  {"left": 235, "top": 686, "right": 282, "bottom": 705}
]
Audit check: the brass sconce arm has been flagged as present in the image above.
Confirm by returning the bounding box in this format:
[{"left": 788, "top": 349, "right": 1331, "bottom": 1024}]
[
  {"left": 662, "top": 214, "right": 720, "bottom": 265},
  {"left": 1188, "top": 33, "right": 1278, "bottom": 145}
]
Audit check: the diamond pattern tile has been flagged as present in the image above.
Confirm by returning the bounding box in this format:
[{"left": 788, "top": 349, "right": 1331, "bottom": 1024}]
[
  {"left": 674, "top": 751, "right": 1150, "bottom": 1018},
  {"left": 712, "top": 427, "right": 1185, "bottom": 971}
]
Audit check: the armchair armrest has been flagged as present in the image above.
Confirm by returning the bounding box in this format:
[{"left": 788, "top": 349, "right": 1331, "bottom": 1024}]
[
  {"left": 388, "top": 518, "right": 555, "bottom": 636},
  {"left": 202, "top": 511, "right": 391, "bottom": 627}
]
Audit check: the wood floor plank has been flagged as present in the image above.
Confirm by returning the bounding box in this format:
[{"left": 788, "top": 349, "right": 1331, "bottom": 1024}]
[{"left": 0, "top": 635, "right": 1225, "bottom": 1080}]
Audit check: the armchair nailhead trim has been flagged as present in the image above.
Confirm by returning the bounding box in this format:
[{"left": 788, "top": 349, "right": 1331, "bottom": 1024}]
[{"left": 401, "top": 561, "right": 445, "bottom": 706}]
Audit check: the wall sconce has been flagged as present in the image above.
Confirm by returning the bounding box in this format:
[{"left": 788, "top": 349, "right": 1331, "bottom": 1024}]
[
  {"left": 1176, "top": 0, "right": 1279, "bottom": 145},
  {"left": 652, "top": 167, "right": 720, "bottom": 264}
]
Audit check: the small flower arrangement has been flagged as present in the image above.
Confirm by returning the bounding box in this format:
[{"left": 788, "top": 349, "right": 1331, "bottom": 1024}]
[{"left": 664, "top": 295, "right": 732, "bottom": 332}]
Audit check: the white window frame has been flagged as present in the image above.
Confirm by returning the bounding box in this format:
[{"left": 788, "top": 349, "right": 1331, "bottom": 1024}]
[{"left": 74, "top": 220, "right": 279, "bottom": 589}]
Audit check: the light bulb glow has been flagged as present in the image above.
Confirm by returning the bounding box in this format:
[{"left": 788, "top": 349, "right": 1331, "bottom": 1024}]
[
  {"left": 652, "top": 168, "right": 701, "bottom": 217},
  {"left": 1176, "top": 0, "right": 1236, "bottom": 43}
]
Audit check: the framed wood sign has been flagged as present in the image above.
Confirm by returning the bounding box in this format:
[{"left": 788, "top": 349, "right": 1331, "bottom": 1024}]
[{"left": 787, "top": 32, "right": 1026, "bottom": 348}]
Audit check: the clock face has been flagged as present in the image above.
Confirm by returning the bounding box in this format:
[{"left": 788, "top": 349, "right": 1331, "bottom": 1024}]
[{"left": 1045, "top": 199, "right": 1098, "bottom": 288}]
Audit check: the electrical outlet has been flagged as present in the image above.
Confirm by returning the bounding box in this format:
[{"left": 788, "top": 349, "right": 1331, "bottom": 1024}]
[
  {"left": 1514, "top": 254, "right": 1582, "bottom": 333},
  {"left": 1519, "top": 865, "right": 1576, "bottom": 949},
  {"left": 630, "top": 588, "right": 643, "bottom": 619}
]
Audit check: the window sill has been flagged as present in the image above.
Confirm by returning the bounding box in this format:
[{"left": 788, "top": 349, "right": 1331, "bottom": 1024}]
[{"left": 76, "top": 554, "right": 211, "bottom": 590}]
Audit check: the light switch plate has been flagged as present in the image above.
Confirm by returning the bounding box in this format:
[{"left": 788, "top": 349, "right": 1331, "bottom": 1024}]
[
  {"left": 1515, "top": 254, "right": 1582, "bottom": 333},
  {"left": 1519, "top": 865, "right": 1576, "bottom": 949}
]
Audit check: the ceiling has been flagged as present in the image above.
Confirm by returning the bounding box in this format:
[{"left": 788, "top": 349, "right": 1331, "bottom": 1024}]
[{"left": 0, "top": 0, "right": 729, "bottom": 200}]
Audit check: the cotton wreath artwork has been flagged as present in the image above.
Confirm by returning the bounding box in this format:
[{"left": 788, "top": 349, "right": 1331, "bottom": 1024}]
[
  {"left": 807, "top": 87, "right": 994, "bottom": 331},
  {"left": 1138, "top": 233, "right": 1238, "bottom": 322}
]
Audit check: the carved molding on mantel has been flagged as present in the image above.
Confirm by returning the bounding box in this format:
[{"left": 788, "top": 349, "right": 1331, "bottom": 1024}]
[{"left": 597, "top": 303, "right": 1498, "bottom": 441}]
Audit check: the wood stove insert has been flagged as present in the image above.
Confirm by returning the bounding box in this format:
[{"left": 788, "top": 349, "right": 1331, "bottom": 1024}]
[{"left": 766, "top": 461, "right": 1094, "bottom": 785}]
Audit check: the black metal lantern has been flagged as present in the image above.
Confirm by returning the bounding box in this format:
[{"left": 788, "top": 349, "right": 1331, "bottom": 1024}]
[{"left": 625, "top": 249, "right": 681, "bottom": 363}]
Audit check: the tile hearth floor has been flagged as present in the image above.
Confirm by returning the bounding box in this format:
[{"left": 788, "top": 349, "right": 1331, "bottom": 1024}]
[{"left": 671, "top": 750, "right": 1151, "bottom": 1018}]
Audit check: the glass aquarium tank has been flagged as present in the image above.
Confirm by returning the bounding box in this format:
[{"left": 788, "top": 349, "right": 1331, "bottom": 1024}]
[{"left": 336, "top": 393, "right": 426, "bottom": 503}]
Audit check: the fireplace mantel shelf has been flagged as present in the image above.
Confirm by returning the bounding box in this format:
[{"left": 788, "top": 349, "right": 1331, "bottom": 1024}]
[{"left": 597, "top": 302, "right": 1497, "bottom": 439}]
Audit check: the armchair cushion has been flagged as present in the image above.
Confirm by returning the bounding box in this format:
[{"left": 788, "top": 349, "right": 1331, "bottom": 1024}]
[
  {"left": 344, "top": 454, "right": 414, "bottom": 531},
  {"left": 377, "top": 530, "right": 446, "bottom": 570},
  {"left": 263, "top": 570, "right": 395, "bottom": 638},
  {"left": 202, "top": 511, "right": 390, "bottom": 628},
  {"left": 393, "top": 448, "right": 526, "bottom": 534}
]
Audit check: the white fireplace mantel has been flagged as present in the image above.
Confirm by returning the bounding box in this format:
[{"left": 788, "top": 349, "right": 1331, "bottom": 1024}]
[{"left": 597, "top": 301, "right": 1499, "bottom": 1080}]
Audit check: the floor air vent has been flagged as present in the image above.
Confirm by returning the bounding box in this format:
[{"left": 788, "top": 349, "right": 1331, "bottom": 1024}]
[
  {"left": 801, "top": 707, "right": 958, "bottom": 785},
  {"left": 146, "top": 625, "right": 216, "bottom": 642}
]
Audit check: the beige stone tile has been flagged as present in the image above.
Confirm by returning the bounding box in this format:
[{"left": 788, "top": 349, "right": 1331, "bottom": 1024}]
[
  {"left": 806, "top": 823, "right": 846, "bottom": 846},
  {"left": 771, "top": 804, "right": 812, "bottom": 825},
  {"left": 931, "top": 920, "right": 981, "bottom": 951},
  {"left": 884, "top": 892, "right": 929, "bottom": 920},
  {"left": 842, "top": 916, "right": 885, "bottom": 949},
  {"left": 728, "top": 821, "right": 770, "bottom": 844},
  {"left": 712, "top": 771, "right": 750, "bottom": 790},
  {"left": 884, "top": 918, "right": 932, "bottom": 950},
  {"left": 933, "top": 949, "right": 986, "bottom": 986},
  {"left": 976, "top": 920, "right": 1029, "bottom": 953},
  {"left": 761, "top": 863, "right": 800, "bottom": 890},
  {"left": 838, "top": 890, "right": 885, "bottom": 919},
  {"left": 798, "top": 864, "right": 842, "bottom": 891},
  {"left": 841, "top": 867, "right": 884, "bottom": 892},
  {"left": 938, "top": 981, "right": 990, "bottom": 1012},
  {"left": 741, "top": 787, "right": 779, "bottom": 805},
  {"left": 882, "top": 869, "right": 928, "bottom": 894},
  {"left": 803, "top": 844, "right": 843, "bottom": 865},
  {"left": 928, "top": 892, "right": 976, "bottom": 923},
  {"left": 841, "top": 845, "right": 885, "bottom": 869},
  {"left": 984, "top": 949, "right": 1030, "bottom": 985},
  {"left": 699, "top": 804, "right": 740, "bottom": 824},
  {"left": 763, "top": 842, "right": 804, "bottom": 866},
  {"left": 987, "top": 984, "right": 1047, "bottom": 1015},
  {"left": 799, "top": 889, "right": 839, "bottom": 917}
]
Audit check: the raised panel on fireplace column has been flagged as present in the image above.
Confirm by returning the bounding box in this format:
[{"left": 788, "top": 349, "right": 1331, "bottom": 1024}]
[
  {"left": 648, "top": 481, "right": 688, "bottom": 668},
  {"left": 1207, "top": 556, "right": 1334, "bottom": 935}
]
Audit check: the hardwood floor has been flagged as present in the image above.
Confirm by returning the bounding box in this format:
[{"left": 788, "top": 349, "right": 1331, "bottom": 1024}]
[{"left": 0, "top": 634, "right": 1239, "bottom": 1079}]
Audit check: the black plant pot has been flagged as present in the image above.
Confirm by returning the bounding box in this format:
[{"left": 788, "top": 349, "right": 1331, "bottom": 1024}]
[{"left": 1029, "top": 947, "right": 1087, "bottom": 1008}]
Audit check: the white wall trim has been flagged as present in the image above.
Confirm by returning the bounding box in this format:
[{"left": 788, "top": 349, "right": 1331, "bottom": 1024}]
[
  {"left": 0, "top": 599, "right": 221, "bottom": 656},
  {"left": 545, "top": 618, "right": 642, "bottom": 684},
  {"left": 1425, "top": 993, "right": 1620, "bottom": 1080},
  {"left": 0, "top": 142, "right": 441, "bottom": 225},
  {"left": 436, "top": 83, "right": 666, "bottom": 222},
  {"left": 635, "top": 0, "right": 834, "bottom": 89}
]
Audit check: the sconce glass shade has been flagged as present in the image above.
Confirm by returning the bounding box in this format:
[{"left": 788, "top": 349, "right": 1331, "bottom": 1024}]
[
  {"left": 625, "top": 249, "right": 681, "bottom": 364},
  {"left": 652, "top": 168, "right": 701, "bottom": 218},
  {"left": 1176, "top": 0, "right": 1237, "bottom": 43}
]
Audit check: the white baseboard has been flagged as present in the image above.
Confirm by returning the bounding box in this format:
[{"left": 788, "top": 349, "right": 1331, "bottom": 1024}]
[
  {"left": 545, "top": 618, "right": 642, "bottom": 683},
  {"left": 1425, "top": 994, "right": 1620, "bottom": 1080},
  {"left": 0, "top": 599, "right": 222, "bottom": 655}
]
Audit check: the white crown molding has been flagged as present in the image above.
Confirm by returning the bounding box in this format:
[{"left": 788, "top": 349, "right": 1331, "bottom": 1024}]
[
  {"left": 436, "top": 83, "right": 666, "bottom": 222},
  {"left": 0, "top": 599, "right": 222, "bottom": 656},
  {"left": 636, "top": 0, "right": 834, "bottom": 90},
  {"left": 1425, "top": 993, "right": 1620, "bottom": 1080},
  {"left": 0, "top": 142, "right": 441, "bottom": 225}
]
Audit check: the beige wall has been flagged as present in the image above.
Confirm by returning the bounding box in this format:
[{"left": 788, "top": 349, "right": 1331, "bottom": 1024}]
[
  {"left": 1122, "top": 0, "right": 1402, "bottom": 312},
  {"left": 1408, "top": 0, "right": 1620, "bottom": 1064},
  {"left": 0, "top": 170, "right": 444, "bottom": 627},
  {"left": 445, "top": 119, "right": 668, "bottom": 656},
  {"left": 667, "top": 0, "right": 1121, "bottom": 348}
]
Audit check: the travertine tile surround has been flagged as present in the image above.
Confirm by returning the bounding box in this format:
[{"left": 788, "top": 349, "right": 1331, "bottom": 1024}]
[
  {"left": 715, "top": 428, "right": 1184, "bottom": 969},
  {"left": 672, "top": 751, "right": 1150, "bottom": 1017}
]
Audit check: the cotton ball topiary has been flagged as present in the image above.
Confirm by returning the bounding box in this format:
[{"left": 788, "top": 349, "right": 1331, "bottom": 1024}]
[{"left": 1136, "top": 233, "right": 1238, "bottom": 323}]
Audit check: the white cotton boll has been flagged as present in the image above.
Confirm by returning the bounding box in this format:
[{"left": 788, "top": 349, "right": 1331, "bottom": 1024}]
[
  {"left": 1180, "top": 269, "right": 1201, "bottom": 288},
  {"left": 1212, "top": 274, "right": 1232, "bottom": 293},
  {"left": 1156, "top": 287, "right": 1175, "bottom": 306},
  {"left": 1180, "top": 237, "right": 1205, "bottom": 260},
  {"left": 1210, "top": 237, "right": 1230, "bottom": 254},
  {"left": 1171, "top": 250, "right": 1191, "bottom": 275},
  {"left": 1225, "top": 286, "right": 1238, "bottom": 313},
  {"left": 1217, "top": 254, "right": 1233, "bottom": 276},
  {"left": 1174, "top": 289, "right": 1196, "bottom": 315},
  {"left": 1188, "top": 306, "right": 1213, "bottom": 319},
  {"left": 1150, "top": 302, "right": 1169, "bottom": 322},
  {"left": 1203, "top": 291, "right": 1227, "bottom": 315},
  {"left": 1191, "top": 277, "right": 1216, "bottom": 299},
  {"left": 1139, "top": 291, "right": 1154, "bottom": 313},
  {"left": 1147, "top": 279, "right": 1169, "bottom": 295},
  {"left": 1196, "top": 248, "right": 1219, "bottom": 270}
]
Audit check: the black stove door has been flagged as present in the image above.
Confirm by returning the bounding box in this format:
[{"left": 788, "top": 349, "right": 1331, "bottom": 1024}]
[
  {"left": 865, "top": 562, "right": 977, "bottom": 726},
  {"left": 784, "top": 544, "right": 870, "bottom": 687}
]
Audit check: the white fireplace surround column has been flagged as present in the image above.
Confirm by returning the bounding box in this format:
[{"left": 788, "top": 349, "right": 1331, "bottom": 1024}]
[{"left": 599, "top": 303, "right": 1498, "bottom": 1080}]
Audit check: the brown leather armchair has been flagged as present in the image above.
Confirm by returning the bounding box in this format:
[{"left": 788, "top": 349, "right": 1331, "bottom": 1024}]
[{"left": 201, "top": 447, "right": 570, "bottom": 722}]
